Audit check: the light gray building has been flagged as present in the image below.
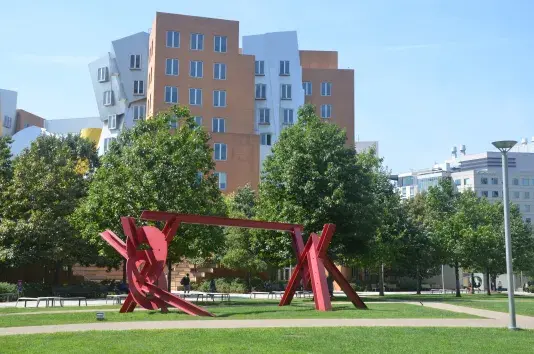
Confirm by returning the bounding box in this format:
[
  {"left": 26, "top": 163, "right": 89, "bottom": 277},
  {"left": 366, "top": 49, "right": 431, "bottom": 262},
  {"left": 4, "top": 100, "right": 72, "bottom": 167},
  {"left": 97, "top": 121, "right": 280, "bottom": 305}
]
[{"left": 89, "top": 32, "right": 149, "bottom": 155}]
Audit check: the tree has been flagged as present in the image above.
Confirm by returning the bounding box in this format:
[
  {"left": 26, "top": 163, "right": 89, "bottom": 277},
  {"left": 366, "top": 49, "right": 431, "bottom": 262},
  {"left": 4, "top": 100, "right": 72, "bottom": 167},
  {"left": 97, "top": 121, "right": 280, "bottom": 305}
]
[
  {"left": 220, "top": 185, "right": 267, "bottom": 290},
  {"left": 397, "top": 194, "right": 442, "bottom": 294},
  {"left": 72, "top": 105, "right": 227, "bottom": 289},
  {"left": 0, "top": 137, "right": 13, "bottom": 216},
  {"left": 257, "top": 104, "right": 381, "bottom": 267},
  {"left": 425, "top": 177, "right": 465, "bottom": 297},
  {"left": 0, "top": 134, "right": 99, "bottom": 284}
]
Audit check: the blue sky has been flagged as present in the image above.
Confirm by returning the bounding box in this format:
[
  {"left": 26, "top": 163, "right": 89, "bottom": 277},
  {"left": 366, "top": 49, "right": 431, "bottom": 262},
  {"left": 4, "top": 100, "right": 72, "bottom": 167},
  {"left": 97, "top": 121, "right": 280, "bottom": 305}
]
[{"left": 1, "top": 0, "right": 533, "bottom": 173}]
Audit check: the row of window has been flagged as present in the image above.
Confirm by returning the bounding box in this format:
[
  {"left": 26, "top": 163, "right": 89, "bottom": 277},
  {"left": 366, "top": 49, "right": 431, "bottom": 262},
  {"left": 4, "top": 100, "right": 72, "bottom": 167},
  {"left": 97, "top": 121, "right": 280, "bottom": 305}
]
[
  {"left": 2, "top": 115, "right": 12, "bottom": 129},
  {"left": 165, "top": 59, "right": 227, "bottom": 80},
  {"left": 512, "top": 178, "right": 534, "bottom": 186},
  {"left": 165, "top": 31, "right": 227, "bottom": 53},
  {"left": 164, "top": 87, "right": 227, "bottom": 106}
]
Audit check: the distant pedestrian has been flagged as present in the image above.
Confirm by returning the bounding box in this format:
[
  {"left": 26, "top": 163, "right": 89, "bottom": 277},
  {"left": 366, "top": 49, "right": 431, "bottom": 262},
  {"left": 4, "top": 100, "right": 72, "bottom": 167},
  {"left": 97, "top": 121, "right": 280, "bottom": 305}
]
[
  {"left": 180, "top": 273, "right": 191, "bottom": 294},
  {"left": 209, "top": 279, "right": 217, "bottom": 293},
  {"left": 327, "top": 276, "right": 334, "bottom": 299}
]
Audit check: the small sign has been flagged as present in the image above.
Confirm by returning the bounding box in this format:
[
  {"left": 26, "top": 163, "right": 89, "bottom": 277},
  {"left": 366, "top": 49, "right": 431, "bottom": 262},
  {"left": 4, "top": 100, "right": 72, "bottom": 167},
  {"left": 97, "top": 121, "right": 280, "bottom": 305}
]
[{"left": 96, "top": 312, "right": 105, "bottom": 321}]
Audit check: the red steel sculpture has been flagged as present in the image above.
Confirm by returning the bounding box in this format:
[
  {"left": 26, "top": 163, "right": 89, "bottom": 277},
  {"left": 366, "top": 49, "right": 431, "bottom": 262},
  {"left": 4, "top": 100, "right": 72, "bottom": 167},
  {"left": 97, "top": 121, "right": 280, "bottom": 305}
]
[{"left": 100, "top": 211, "right": 366, "bottom": 316}]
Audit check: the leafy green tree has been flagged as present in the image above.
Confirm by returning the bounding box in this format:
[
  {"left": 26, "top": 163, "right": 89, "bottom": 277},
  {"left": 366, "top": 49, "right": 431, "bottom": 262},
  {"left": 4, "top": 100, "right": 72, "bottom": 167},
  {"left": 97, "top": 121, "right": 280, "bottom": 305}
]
[
  {"left": 396, "top": 194, "right": 442, "bottom": 294},
  {"left": 257, "top": 104, "right": 381, "bottom": 267},
  {"left": 72, "top": 105, "right": 227, "bottom": 289},
  {"left": 220, "top": 185, "right": 267, "bottom": 290},
  {"left": 425, "top": 177, "right": 465, "bottom": 297},
  {"left": 0, "top": 134, "right": 98, "bottom": 284},
  {"left": 0, "top": 137, "right": 13, "bottom": 216}
]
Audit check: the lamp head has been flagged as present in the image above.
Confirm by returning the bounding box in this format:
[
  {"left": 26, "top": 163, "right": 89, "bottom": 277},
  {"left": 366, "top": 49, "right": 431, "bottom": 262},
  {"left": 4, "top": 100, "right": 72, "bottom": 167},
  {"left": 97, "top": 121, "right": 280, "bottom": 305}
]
[{"left": 492, "top": 140, "right": 517, "bottom": 153}]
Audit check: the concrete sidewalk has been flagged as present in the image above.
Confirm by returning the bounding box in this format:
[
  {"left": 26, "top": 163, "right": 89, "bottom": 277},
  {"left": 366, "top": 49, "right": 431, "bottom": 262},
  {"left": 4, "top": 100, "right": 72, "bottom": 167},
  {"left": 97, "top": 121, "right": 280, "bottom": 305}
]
[{"left": 1, "top": 302, "right": 533, "bottom": 336}]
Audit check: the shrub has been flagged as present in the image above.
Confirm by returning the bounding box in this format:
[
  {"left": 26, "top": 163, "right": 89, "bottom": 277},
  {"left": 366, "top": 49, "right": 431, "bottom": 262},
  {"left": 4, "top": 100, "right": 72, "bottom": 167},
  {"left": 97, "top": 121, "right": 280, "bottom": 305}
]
[
  {"left": 528, "top": 285, "right": 534, "bottom": 293},
  {"left": 0, "top": 282, "right": 17, "bottom": 296},
  {"left": 22, "top": 282, "right": 52, "bottom": 297},
  {"left": 52, "top": 281, "right": 109, "bottom": 298},
  {"left": 197, "top": 278, "right": 248, "bottom": 293},
  {"left": 349, "top": 282, "right": 366, "bottom": 292}
]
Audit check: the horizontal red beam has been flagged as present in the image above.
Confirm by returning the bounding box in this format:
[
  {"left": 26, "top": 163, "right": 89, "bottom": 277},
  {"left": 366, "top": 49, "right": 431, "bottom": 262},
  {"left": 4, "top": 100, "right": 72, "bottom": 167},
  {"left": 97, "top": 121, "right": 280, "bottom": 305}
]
[{"left": 140, "top": 211, "right": 302, "bottom": 232}]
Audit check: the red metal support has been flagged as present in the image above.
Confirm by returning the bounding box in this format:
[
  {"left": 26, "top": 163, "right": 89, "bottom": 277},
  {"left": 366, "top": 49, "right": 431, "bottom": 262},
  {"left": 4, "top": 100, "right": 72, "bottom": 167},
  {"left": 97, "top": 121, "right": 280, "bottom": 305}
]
[{"left": 101, "top": 213, "right": 366, "bottom": 316}]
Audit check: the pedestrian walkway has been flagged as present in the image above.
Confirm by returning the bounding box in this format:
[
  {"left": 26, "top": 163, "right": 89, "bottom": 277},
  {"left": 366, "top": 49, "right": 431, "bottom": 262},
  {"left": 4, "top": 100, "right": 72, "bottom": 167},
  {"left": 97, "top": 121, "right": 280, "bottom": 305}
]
[{"left": 1, "top": 302, "right": 533, "bottom": 336}]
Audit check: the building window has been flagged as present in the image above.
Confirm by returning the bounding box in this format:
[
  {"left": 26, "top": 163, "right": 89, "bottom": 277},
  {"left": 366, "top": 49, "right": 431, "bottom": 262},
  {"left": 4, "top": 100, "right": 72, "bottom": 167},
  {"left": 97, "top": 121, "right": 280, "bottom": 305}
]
[
  {"left": 525, "top": 192, "right": 531, "bottom": 199},
  {"left": 103, "top": 137, "right": 116, "bottom": 153},
  {"left": 214, "top": 63, "right": 227, "bottom": 80},
  {"left": 513, "top": 178, "right": 519, "bottom": 185},
  {"left": 190, "top": 60, "right": 203, "bottom": 78},
  {"left": 190, "top": 33, "right": 204, "bottom": 50},
  {"left": 194, "top": 116, "right": 203, "bottom": 126},
  {"left": 481, "top": 191, "right": 489, "bottom": 198},
  {"left": 133, "top": 80, "right": 144, "bottom": 95},
  {"left": 255, "top": 84, "right": 267, "bottom": 100},
  {"left": 492, "top": 191, "right": 499, "bottom": 198},
  {"left": 321, "top": 82, "right": 332, "bottom": 96},
  {"left": 213, "top": 90, "right": 227, "bottom": 107},
  {"left": 97, "top": 67, "right": 109, "bottom": 82},
  {"left": 165, "top": 58, "right": 179, "bottom": 76},
  {"left": 214, "top": 35, "right": 227, "bottom": 53},
  {"left": 214, "top": 143, "right": 227, "bottom": 161},
  {"left": 24, "top": 123, "right": 29, "bottom": 128},
  {"left": 133, "top": 105, "right": 146, "bottom": 121},
  {"left": 321, "top": 104, "right": 332, "bottom": 118},
  {"left": 279, "top": 60, "right": 290, "bottom": 75},
  {"left": 214, "top": 172, "right": 227, "bottom": 190},
  {"left": 103, "top": 90, "right": 114, "bottom": 106},
  {"left": 255, "top": 60, "right": 265, "bottom": 76},
  {"left": 491, "top": 177, "right": 498, "bottom": 185},
  {"left": 130, "top": 54, "right": 141, "bottom": 70},
  {"left": 281, "top": 84, "right": 292, "bottom": 100},
  {"left": 189, "top": 88, "right": 202, "bottom": 106},
  {"left": 527, "top": 218, "right": 532, "bottom": 223},
  {"left": 514, "top": 191, "right": 520, "bottom": 199},
  {"left": 261, "top": 133, "right": 272, "bottom": 146},
  {"left": 525, "top": 205, "right": 531, "bottom": 212},
  {"left": 108, "top": 114, "right": 117, "bottom": 130},
  {"left": 464, "top": 178, "right": 470, "bottom": 185},
  {"left": 212, "top": 118, "right": 226, "bottom": 133},
  {"left": 409, "top": 186, "right": 414, "bottom": 197},
  {"left": 303, "top": 81, "right": 312, "bottom": 96},
  {"left": 165, "top": 86, "right": 178, "bottom": 104},
  {"left": 3, "top": 116, "right": 12, "bottom": 128},
  {"left": 259, "top": 108, "right": 270, "bottom": 124},
  {"left": 283, "top": 109, "right": 294, "bottom": 125},
  {"left": 522, "top": 178, "right": 530, "bottom": 186},
  {"left": 166, "top": 31, "right": 180, "bottom": 48},
  {"left": 169, "top": 119, "right": 178, "bottom": 129},
  {"left": 454, "top": 179, "right": 461, "bottom": 186},
  {"left": 481, "top": 177, "right": 488, "bottom": 185}
]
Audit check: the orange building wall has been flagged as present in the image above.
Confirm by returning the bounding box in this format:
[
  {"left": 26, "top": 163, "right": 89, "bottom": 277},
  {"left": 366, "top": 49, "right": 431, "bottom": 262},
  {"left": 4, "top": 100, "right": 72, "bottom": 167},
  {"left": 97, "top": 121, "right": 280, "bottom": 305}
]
[
  {"left": 15, "top": 109, "right": 45, "bottom": 133},
  {"left": 147, "top": 12, "right": 259, "bottom": 193}
]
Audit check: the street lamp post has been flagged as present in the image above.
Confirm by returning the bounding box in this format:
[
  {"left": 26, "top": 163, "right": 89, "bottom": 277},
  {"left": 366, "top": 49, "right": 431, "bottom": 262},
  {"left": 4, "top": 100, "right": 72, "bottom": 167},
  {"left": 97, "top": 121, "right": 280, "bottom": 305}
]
[{"left": 492, "top": 140, "right": 518, "bottom": 330}]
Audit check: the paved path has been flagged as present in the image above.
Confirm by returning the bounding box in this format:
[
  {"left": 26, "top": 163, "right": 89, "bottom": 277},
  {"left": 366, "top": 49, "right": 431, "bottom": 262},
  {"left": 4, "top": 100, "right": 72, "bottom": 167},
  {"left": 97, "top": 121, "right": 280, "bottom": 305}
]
[{"left": 1, "top": 302, "right": 533, "bottom": 336}]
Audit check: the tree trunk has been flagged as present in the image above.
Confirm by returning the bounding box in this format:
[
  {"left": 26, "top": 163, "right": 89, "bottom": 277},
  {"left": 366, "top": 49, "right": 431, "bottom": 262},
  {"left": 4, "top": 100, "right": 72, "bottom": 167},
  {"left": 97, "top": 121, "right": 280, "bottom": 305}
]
[
  {"left": 454, "top": 262, "right": 461, "bottom": 297},
  {"left": 416, "top": 266, "right": 421, "bottom": 295},
  {"left": 247, "top": 270, "right": 252, "bottom": 292},
  {"left": 470, "top": 273, "right": 475, "bottom": 294},
  {"left": 167, "top": 262, "right": 173, "bottom": 292},
  {"left": 122, "top": 260, "right": 127, "bottom": 283},
  {"left": 53, "top": 262, "right": 61, "bottom": 286},
  {"left": 379, "top": 264, "right": 385, "bottom": 296},
  {"left": 485, "top": 269, "right": 491, "bottom": 296}
]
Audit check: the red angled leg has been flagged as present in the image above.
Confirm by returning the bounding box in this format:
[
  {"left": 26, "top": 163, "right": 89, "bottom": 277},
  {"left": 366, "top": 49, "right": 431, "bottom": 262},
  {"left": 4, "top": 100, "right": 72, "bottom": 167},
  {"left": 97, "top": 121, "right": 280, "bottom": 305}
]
[
  {"left": 279, "top": 238, "right": 313, "bottom": 306},
  {"left": 323, "top": 258, "right": 367, "bottom": 309},
  {"left": 119, "top": 293, "right": 137, "bottom": 313},
  {"left": 307, "top": 234, "right": 332, "bottom": 311},
  {"left": 291, "top": 227, "right": 311, "bottom": 290}
]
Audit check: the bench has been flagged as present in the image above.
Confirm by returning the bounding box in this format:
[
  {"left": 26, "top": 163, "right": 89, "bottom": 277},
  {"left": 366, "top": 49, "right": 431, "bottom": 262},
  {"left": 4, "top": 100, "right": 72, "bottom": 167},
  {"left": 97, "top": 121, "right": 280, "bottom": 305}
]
[
  {"left": 249, "top": 291, "right": 271, "bottom": 299},
  {"left": 59, "top": 297, "right": 87, "bottom": 306},
  {"left": 106, "top": 294, "right": 129, "bottom": 304},
  {"left": 178, "top": 292, "right": 206, "bottom": 302},
  {"left": 296, "top": 291, "right": 313, "bottom": 298},
  {"left": 0, "top": 293, "right": 16, "bottom": 302},
  {"left": 16, "top": 297, "right": 62, "bottom": 308},
  {"left": 205, "top": 293, "right": 230, "bottom": 302},
  {"left": 268, "top": 291, "right": 285, "bottom": 299}
]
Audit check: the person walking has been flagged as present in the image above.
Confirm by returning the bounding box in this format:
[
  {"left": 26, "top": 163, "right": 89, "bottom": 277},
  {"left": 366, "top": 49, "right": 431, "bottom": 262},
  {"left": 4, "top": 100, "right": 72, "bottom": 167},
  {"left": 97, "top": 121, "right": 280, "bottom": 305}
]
[{"left": 180, "top": 273, "right": 191, "bottom": 294}]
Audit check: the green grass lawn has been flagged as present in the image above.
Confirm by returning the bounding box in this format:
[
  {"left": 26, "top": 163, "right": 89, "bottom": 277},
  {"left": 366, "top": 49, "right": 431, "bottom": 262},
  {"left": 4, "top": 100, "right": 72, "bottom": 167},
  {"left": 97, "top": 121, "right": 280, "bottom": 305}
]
[
  {"left": 0, "top": 302, "right": 477, "bottom": 328},
  {"left": 2, "top": 327, "right": 533, "bottom": 353}
]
